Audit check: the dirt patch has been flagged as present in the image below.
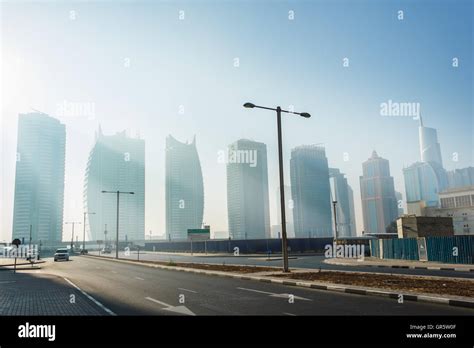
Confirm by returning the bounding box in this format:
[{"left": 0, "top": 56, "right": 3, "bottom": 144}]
[{"left": 271, "top": 271, "right": 474, "bottom": 298}]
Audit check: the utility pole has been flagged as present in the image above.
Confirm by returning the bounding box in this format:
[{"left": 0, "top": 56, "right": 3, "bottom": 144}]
[
  {"left": 65, "top": 221, "right": 81, "bottom": 253},
  {"left": 102, "top": 190, "right": 134, "bottom": 259},
  {"left": 332, "top": 200, "right": 338, "bottom": 244}
]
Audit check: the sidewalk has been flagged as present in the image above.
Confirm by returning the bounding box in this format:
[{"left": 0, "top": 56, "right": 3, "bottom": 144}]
[
  {"left": 324, "top": 257, "right": 474, "bottom": 272},
  {"left": 0, "top": 257, "right": 45, "bottom": 269},
  {"left": 0, "top": 270, "right": 108, "bottom": 315}
]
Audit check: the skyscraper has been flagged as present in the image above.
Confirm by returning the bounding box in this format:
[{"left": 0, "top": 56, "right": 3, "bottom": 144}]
[
  {"left": 227, "top": 139, "right": 270, "bottom": 239},
  {"left": 84, "top": 127, "right": 145, "bottom": 242},
  {"left": 404, "top": 116, "right": 448, "bottom": 209},
  {"left": 166, "top": 135, "right": 204, "bottom": 240},
  {"left": 329, "top": 168, "right": 355, "bottom": 237},
  {"left": 360, "top": 151, "right": 398, "bottom": 234},
  {"left": 12, "top": 112, "right": 66, "bottom": 242},
  {"left": 418, "top": 115, "right": 443, "bottom": 166},
  {"left": 290, "top": 145, "right": 332, "bottom": 238},
  {"left": 347, "top": 185, "right": 357, "bottom": 236}
]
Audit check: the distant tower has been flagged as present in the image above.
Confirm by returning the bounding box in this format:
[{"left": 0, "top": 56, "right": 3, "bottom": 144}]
[
  {"left": 165, "top": 135, "right": 204, "bottom": 240},
  {"left": 84, "top": 128, "right": 145, "bottom": 242},
  {"left": 329, "top": 168, "right": 355, "bottom": 237},
  {"left": 227, "top": 139, "right": 270, "bottom": 239},
  {"left": 418, "top": 114, "right": 443, "bottom": 166},
  {"left": 290, "top": 145, "right": 332, "bottom": 238},
  {"left": 12, "top": 113, "right": 66, "bottom": 242},
  {"left": 360, "top": 151, "right": 398, "bottom": 234}
]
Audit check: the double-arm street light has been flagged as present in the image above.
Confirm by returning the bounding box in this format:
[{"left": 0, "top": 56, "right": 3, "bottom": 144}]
[
  {"left": 101, "top": 190, "right": 134, "bottom": 259},
  {"left": 82, "top": 211, "right": 96, "bottom": 254},
  {"left": 65, "top": 221, "right": 81, "bottom": 252},
  {"left": 243, "top": 102, "right": 311, "bottom": 272}
]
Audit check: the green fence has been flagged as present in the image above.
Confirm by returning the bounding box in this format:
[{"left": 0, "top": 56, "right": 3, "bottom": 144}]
[{"left": 370, "top": 235, "right": 473, "bottom": 264}]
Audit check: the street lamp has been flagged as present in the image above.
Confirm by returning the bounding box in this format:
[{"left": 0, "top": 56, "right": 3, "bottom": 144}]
[
  {"left": 332, "top": 200, "right": 338, "bottom": 243},
  {"left": 243, "top": 102, "right": 311, "bottom": 272},
  {"left": 65, "top": 221, "right": 81, "bottom": 252},
  {"left": 101, "top": 190, "right": 134, "bottom": 259},
  {"left": 82, "top": 211, "right": 96, "bottom": 254}
]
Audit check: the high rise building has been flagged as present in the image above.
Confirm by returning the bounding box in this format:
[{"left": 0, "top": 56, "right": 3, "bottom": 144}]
[
  {"left": 446, "top": 167, "right": 474, "bottom": 189},
  {"left": 404, "top": 116, "right": 448, "bottom": 210},
  {"left": 290, "top": 145, "right": 332, "bottom": 238},
  {"left": 360, "top": 151, "right": 398, "bottom": 234},
  {"left": 329, "top": 168, "right": 355, "bottom": 238},
  {"left": 12, "top": 112, "right": 66, "bottom": 242},
  {"left": 347, "top": 185, "right": 357, "bottom": 236},
  {"left": 227, "top": 139, "right": 270, "bottom": 239},
  {"left": 84, "top": 127, "right": 145, "bottom": 242},
  {"left": 166, "top": 135, "right": 204, "bottom": 240}
]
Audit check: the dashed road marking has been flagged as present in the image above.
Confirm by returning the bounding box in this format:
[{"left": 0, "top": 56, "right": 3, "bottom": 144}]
[
  {"left": 178, "top": 288, "right": 197, "bottom": 293},
  {"left": 64, "top": 277, "right": 116, "bottom": 316},
  {"left": 135, "top": 276, "right": 145, "bottom": 280}
]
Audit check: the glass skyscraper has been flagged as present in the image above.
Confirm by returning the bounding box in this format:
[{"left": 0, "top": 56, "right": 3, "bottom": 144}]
[
  {"left": 84, "top": 127, "right": 145, "bottom": 242},
  {"left": 329, "top": 168, "right": 356, "bottom": 238},
  {"left": 165, "top": 135, "right": 204, "bottom": 240},
  {"left": 290, "top": 145, "right": 332, "bottom": 238},
  {"left": 226, "top": 139, "right": 270, "bottom": 240},
  {"left": 12, "top": 113, "right": 66, "bottom": 242},
  {"left": 360, "top": 151, "right": 398, "bottom": 234}
]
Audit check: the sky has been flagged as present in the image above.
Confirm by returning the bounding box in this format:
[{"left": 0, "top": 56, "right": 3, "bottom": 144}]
[{"left": 1, "top": 0, "right": 473, "bottom": 242}]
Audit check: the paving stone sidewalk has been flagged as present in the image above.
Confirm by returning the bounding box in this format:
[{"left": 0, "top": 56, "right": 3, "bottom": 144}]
[{"left": 0, "top": 271, "right": 106, "bottom": 315}]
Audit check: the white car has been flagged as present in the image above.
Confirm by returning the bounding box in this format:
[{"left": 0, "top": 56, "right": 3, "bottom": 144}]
[{"left": 54, "top": 248, "right": 70, "bottom": 262}]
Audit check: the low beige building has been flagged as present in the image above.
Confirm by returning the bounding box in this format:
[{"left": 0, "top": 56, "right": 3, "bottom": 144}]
[{"left": 396, "top": 215, "right": 454, "bottom": 238}]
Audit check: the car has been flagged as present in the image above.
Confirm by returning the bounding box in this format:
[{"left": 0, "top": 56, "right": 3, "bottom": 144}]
[{"left": 54, "top": 248, "right": 70, "bottom": 262}]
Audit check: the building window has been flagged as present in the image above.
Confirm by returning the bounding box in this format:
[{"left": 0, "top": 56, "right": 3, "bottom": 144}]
[
  {"left": 441, "top": 197, "right": 455, "bottom": 209},
  {"left": 455, "top": 195, "right": 470, "bottom": 208}
]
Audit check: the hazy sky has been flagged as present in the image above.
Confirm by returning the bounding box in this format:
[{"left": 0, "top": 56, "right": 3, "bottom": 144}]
[{"left": 1, "top": 0, "right": 472, "bottom": 242}]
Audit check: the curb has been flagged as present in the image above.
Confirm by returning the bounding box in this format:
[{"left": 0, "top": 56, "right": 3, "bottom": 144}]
[
  {"left": 324, "top": 259, "right": 474, "bottom": 272},
  {"left": 85, "top": 254, "right": 474, "bottom": 310},
  {"left": 0, "top": 260, "right": 45, "bottom": 268}
]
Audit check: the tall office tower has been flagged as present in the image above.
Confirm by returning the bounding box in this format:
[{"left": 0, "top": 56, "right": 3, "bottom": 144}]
[
  {"left": 227, "top": 139, "right": 270, "bottom": 240},
  {"left": 395, "top": 191, "right": 404, "bottom": 216},
  {"left": 360, "top": 151, "right": 398, "bottom": 234},
  {"left": 446, "top": 167, "right": 474, "bottom": 189},
  {"left": 12, "top": 112, "right": 66, "bottom": 242},
  {"left": 166, "top": 135, "right": 204, "bottom": 240},
  {"left": 347, "top": 185, "right": 357, "bottom": 236},
  {"left": 418, "top": 115, "right": 443, "bottom": 166},
  {"left": 84, "top": 127, "right": 145, "bottom": 242},
  {"left": 274, "top": 185, "right": 294, "bottom": 238},
  {"left": 404, "top": 116, "right": 448, "bottom": 210},
  {"left": 329, "top": 168, "right": 355, "bottom": 238},
  {"left": 290, "top": 145, "right": 332, "bottom": 238}
]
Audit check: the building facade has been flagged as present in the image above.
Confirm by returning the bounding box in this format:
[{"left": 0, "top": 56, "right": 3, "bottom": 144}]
[
  {"left": 227, "top": 139, "right": 270, "bottom": 239},
  {"left": 12, "top": 113, "right": 66, "bottom": 243},
  {"left": 84, "top": 128, "right": 145, "bottom": 242},
  {"left": 290, "top": 145, "right": 332, "bottom": 238},
  {"left": 166, "top": 135, "right": 204, "bottom": 240},
  {"left": 329, "top": 168, "right": 356, "bottom": 238},
  {"left": 424, "top": 186, "right": 474, "bottom": 235},
  {"left": 360, "top": 151, "right": 398, "bottom": 234}
]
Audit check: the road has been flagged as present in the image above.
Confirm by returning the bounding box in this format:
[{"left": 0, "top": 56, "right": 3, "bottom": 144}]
[
  {"left": 90, "top": 250, "right": 474, "bottom": 279},
  {"left": 7, "top": 255, "right": 471, "bottom": 316}
]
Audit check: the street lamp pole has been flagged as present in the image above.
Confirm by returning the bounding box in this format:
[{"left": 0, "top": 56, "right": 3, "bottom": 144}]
[
  {"left": 243, "top": 102, "right": 310, "bottom": 273},
  {"left": 102, "top": 190, "right": 134, "bottom": 259},
  {"left": 332, "top": 200, "right": 338, "bottom": 244},
  {"left": 65, "top": 221, "right": 81, "bottom": 252},
  {"left": 83, "top": 211, "right": 96, "bottom": 253}
]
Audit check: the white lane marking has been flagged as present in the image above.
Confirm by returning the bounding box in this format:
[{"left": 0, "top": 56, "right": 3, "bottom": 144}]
[
  {"left": 135, "top": 276, "right": 144, "bottom": 280},
  {"left": 237, "top": 287, "right": 311, "bottom": 301},
  {"left": 111, "top": 271, "right": 117, "bottom": 274},
  {"left": 283, "top": 312, "right": 296, "bottom": 316},
  {"left": 145, "top": 296, "right": 173, "bottom": 307},
  {"left": 178, "top": 288, "right": 197, "bottom": 293},
  {"left": 63, "top": 277, "right": 116, "bottom": 316},
  {"left": 145, "top": 297, "right": 196, "bottom": 316},
  {"left": 237, "top": 287, "right": 275, "bottom": 295}
]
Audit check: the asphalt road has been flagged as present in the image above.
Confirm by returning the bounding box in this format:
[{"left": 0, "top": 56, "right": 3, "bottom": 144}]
[
  {"left": 34, "top": 255, "right": 473, "bottom": 316},
  {"left": 90, "top": 251, "right": 474, "bottom": 279}
]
